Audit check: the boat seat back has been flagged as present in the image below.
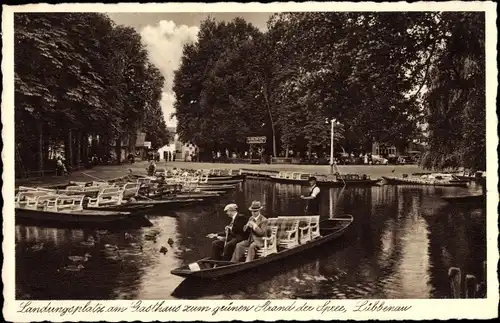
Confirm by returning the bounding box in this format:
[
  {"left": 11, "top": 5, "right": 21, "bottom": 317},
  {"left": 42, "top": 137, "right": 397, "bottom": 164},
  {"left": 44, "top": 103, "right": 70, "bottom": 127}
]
[
  {"left": 257, "top": 227, "right": 278, "bottom": 258},
  {"left": 122, "top": 183, "right": 140, "bottom": 199},
  {"left": 35, "top": 195, "right": 58, "bottom": 210},
  {"left": 54, "top": 195, "right": 85, "bottom": 212},
  {"left": 278, "top": 215, "right": 320, "bottom": 243},
  {"left": 265, "top": 218, "right": 300, "bottom": 249},
  {"left": 17, "top": 191, "right": 48, "bottom": 207},
  {"left": 299, "top": 173, "right": 310, "bottom": 180}
]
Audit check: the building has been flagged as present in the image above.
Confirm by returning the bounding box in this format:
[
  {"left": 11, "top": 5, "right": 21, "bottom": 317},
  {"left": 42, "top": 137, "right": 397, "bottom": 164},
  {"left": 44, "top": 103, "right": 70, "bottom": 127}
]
[
  {"left": 157, "top": 127, "right": 198, "bottom": 161},
  {"left": 372, "top": 141, "right": 425, "bottom": 157}
]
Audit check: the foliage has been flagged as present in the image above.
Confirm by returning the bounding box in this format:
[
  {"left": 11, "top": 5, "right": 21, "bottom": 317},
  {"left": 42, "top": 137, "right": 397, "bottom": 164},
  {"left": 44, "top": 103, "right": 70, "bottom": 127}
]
[
  {"left": 15, "top": 13, "right": 168, "bottom": 171},
  {"left": 173, "top": 12, "right": 454, "bottom": 157},
  {"left": 421, "top": 12, "right": 485, "bottom": 170}
]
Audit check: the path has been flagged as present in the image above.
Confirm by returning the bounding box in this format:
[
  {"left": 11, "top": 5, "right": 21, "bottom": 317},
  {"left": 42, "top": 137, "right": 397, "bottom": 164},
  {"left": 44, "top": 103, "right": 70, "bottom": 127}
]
[{"left": 15, "top": 161, "right": 424, "bottom": 187}]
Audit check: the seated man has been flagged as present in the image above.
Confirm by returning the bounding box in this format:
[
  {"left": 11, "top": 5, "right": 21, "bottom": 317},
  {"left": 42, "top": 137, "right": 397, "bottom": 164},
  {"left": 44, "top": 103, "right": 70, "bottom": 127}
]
[
  {"left": 207, "top": 204, "right": 249, "bottom": 261},
  {"left": 231, "top": 201, "right": 269, "bottom": 263}
]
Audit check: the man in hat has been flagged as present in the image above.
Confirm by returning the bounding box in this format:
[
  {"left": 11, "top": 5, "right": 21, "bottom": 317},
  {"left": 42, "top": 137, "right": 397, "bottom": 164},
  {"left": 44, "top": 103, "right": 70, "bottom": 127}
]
[
  {"left": 300, "top": 176, "right": 321, "bottom": 215},
  {"left": 207, "top": 204, "right": 249, "bottom": 261},
  {"left": 231, "top": 201, "right": 269, "bottom": 263}
]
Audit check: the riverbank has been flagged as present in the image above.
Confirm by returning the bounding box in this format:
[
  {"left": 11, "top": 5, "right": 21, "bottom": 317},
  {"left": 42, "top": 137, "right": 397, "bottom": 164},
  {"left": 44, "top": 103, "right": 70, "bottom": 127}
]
[{"left": 15, "top": 161, "right": 424, "bottom": 187}]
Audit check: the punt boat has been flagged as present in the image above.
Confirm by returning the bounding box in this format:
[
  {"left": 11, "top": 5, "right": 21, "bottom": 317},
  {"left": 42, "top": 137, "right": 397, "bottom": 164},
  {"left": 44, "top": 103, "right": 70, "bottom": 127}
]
[
  {"left": 170, "top": 214, "right": 353, "bottom": 279},
  {"left": 382, "top": 173, "right": 469, "bottom": 187},
  {"left": 15, "top": 193, "right": 137, "bottom": 224},
  {"left": 269, "top": 172, "right": 381, "bottom": 187}
]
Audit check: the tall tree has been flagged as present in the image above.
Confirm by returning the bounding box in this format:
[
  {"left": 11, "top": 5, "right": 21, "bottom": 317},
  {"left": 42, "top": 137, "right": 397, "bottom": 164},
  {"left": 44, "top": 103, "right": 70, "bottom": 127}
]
[{"left": 422, "top": 12, "right": 485, "bottom": 170}]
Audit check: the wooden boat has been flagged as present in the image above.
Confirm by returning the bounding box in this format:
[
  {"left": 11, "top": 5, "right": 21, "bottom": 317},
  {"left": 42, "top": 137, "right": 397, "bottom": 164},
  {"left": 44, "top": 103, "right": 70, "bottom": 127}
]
[
  {"left": 85, "top": 203, "right": 154, "bottom": 213},
  {"left": 202, "top": 179, "right": 243, "bottom": 185},
  {"left": 383, "top": 173, "right": 469, "bottom": 187},
  {"left": 170, "top": 214, "right": 353, "bottom": 279},
  {"left": 207, "top": 174, "right": 245, "bottom": 181},
  {"left": 15, "top": 194, "right": 134, "bottom": 224},
  {"left": 269, "top": 172, "right": 381, "bottom": 187},
  {"left": 441, "top": 194, "right": 485, "bottom": 204}
]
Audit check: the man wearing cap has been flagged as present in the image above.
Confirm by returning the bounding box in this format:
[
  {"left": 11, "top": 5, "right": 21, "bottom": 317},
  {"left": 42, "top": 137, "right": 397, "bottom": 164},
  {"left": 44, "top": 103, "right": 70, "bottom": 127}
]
[
  {"left": 300, "top": 176, "right": 321, "bottom": 215},
  {"left": 231, "top": 201, "right": 269, "bottom": 263},
  {"left": 207, "top": 204, "right": 249, "bottom": 261}
]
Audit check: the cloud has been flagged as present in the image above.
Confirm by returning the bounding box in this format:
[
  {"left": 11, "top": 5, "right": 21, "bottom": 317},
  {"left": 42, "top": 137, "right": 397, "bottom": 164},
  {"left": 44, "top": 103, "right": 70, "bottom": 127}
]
[{"left": 140, "top": 20, "right": 199, "bottom": 127}]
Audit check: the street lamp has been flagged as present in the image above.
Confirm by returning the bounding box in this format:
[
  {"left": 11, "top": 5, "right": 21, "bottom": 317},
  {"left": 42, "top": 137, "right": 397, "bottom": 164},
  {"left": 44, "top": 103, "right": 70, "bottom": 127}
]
[{"left": 325, "top": 118, "right": 341, "bottom": 175}]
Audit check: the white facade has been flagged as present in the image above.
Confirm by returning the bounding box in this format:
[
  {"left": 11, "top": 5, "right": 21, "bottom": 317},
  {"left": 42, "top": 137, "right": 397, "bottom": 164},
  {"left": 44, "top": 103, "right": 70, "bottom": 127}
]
[{"left": 157, "top": 132, "right": 197, "bottom": 161}]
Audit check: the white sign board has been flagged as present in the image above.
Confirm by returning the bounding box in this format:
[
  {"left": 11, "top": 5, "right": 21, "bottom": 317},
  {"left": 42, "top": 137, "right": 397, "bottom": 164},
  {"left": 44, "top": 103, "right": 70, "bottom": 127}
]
[
  {"left": 144, "top": 141, "right": 151, "bottom": 149},
  {"left": 247, "top": 136, "right": 267, "bottom": 144}
]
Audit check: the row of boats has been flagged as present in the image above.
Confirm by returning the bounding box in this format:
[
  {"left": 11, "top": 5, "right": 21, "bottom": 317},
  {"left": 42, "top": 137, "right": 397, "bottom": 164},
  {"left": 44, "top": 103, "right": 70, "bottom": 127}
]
[
  {"left": 14, "top": 169, "right": 244, "bottom": 226},
  {"left": 267, "top": 171, "right": 477, "bottom": 187}
]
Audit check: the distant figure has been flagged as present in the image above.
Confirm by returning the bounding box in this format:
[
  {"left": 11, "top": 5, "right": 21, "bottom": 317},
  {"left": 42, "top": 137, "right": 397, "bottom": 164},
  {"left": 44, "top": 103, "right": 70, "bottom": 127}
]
[
  {"left": 208, "top": 204, "right": 249, "bottom": 261},
  {"left": 300, "top": 176, "right": 321, "bottom": 216},
  {"left": 364, "top": 154, "right": 368, "bottom": 164},
  {"left": 231, "top": 201, "right": 269, "bottom": 263},
  {"left": 147, "top": 160, "right": 156, "bottom": 176}
]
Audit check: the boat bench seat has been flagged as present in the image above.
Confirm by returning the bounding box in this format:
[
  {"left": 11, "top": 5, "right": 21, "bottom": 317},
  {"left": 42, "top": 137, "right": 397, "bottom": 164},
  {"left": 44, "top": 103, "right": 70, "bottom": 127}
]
[
  {"left": 122, "top": 183, "right": 140, "bottom": 200},
  {"left": 88, "top": 187, "right": 124, "bottom": 207},
  {"left": 244, "top": 226, "right": 279, "bottom": 259},
  {"left": 16, "top": 191, "right": 49, "bottom": 208},
  {"left": 278, "top": 215, "right": 320, "bottom": 243},
  {"left": 48, "top": 195, "right": 85, "bottom": 212}
]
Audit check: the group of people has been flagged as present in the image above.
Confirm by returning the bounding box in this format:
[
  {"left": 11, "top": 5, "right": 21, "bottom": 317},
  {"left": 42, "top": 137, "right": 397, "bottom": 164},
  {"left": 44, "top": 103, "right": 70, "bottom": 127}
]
[
  {"left": 208, "top": 176, "right": 321, "bottom": 262},
  {"left": 208, "top": 201, "right": 269, "bottom": 263}
]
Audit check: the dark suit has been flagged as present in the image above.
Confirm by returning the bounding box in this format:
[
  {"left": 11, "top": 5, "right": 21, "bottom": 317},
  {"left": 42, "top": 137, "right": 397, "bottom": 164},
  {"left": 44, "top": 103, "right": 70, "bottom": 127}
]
[{"left": 211, "top": 213, "right": 249, "bottom": 261}]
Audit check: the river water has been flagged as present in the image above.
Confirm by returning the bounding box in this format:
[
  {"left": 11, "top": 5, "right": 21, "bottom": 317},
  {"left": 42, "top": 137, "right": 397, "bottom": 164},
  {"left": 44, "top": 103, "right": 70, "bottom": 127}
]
[{"left": 15, "top": 180, "right": 486, "bottom": 300}]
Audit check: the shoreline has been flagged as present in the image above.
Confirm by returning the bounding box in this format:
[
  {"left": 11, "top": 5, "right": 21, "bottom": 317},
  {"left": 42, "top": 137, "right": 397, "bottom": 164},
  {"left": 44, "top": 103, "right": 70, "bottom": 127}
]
[{"left": 15, "top": 161, "right": 424, "bottom": 186}]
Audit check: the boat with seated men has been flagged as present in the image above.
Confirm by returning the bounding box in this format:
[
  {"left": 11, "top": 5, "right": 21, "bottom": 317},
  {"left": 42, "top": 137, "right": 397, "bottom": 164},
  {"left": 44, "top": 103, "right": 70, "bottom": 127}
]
[
  {"left": 269, "top": 171, "right": 381, "bottom": 187},
  {"left": 170, "top": 214, "right": 353, "bottom": 279}
]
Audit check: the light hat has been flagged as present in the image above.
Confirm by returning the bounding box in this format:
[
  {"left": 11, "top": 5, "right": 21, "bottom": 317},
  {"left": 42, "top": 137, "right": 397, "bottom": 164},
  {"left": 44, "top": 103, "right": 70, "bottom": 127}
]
[{"left": 224, "top": 204, "right": 238, "bottom": 212}]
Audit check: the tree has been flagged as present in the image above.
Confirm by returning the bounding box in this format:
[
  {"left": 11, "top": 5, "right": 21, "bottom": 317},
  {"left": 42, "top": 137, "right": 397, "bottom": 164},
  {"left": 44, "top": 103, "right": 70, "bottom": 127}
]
[
  {"left": 173, "top": 17, "right": 263, "bottom": 158},
  {"left": 422, "top": 12, "right": 485, "bottom": 171},
  {"left": 15, "top": 13, "right": 169, "bottom": 173}
]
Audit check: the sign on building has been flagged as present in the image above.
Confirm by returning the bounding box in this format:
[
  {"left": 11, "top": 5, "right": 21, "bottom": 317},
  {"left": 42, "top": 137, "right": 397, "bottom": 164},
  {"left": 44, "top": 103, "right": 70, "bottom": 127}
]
[
  {"left": 246, "top": 136, "right": 267, "bottom": 144},
  {"left": 144, "top": 141, "right": 151, "bottom": 149}
]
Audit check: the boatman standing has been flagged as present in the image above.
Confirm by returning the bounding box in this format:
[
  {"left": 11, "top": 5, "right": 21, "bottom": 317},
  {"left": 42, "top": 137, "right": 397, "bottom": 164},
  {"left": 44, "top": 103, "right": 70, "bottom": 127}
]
[{"left": 300, "top": 176, "right": 321, "bottom": 215}]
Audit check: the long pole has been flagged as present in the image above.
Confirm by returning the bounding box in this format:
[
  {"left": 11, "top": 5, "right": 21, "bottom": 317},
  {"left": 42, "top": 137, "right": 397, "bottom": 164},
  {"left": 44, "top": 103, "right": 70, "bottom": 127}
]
[{"left": 330, "top": 120, "right": 334, "bottom": 175}]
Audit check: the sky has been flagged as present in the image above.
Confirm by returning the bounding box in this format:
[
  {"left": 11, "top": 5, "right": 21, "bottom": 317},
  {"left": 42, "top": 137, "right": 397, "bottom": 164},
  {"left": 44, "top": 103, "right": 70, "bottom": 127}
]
[{"left": 107, "top": 12, "right": 274, "bottom": 128}]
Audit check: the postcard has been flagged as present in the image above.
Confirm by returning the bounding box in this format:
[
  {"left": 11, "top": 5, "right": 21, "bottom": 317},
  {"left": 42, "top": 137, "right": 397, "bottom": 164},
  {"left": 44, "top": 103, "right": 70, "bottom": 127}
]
[{"left": 2, "top": 1, "right": 498, "bottom": 321}]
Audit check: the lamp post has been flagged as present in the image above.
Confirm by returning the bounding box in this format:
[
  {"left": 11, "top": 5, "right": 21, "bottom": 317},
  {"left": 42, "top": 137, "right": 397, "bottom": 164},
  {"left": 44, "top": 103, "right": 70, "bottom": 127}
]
[{"left": 326, "top": 118, "right": 341, "bottom": 175}]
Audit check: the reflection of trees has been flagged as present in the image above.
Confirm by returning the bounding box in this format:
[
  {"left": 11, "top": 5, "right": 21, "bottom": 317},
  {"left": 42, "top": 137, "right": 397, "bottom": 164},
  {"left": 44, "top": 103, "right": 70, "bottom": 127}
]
[{"left": 424, "top": 203, "right": 486, "bottom": 298}]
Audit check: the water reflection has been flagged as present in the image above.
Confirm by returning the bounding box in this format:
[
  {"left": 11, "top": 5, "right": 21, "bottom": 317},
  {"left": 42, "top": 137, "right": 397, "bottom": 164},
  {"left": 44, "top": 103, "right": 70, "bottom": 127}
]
[{"left": 16, "top": 180, "right": 486, "bottom": 299}]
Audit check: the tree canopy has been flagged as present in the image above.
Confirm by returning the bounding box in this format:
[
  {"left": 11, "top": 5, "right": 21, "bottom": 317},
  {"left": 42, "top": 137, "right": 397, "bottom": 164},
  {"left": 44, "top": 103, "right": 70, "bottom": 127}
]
[
  {"left": 15, "top": 13, "right": 170, "bottom": 172},
  {"left": 173, "top": 12, "right": 486, "bottom": 169}
]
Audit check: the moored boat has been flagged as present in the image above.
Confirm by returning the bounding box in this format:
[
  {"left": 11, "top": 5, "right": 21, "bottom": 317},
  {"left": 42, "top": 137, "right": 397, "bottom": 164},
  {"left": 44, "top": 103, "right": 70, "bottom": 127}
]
[
  {"left": 170, "top": 214, "right": 353, "bottom": 279},
  {"left": 15, "top": 193, "right": 137, "bottom": 224},
  {"left": 383, "top": 173, "right": 469, "bottom": 187},
  {"left": 269, "top": 172, "right": 381, "bottom": 187}
]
